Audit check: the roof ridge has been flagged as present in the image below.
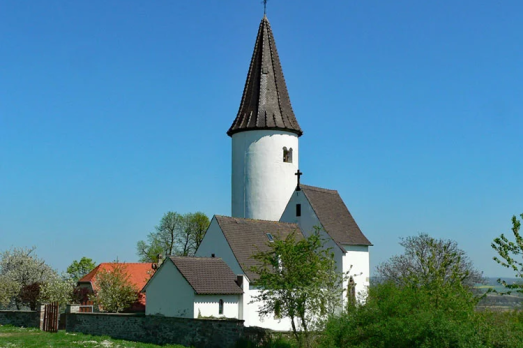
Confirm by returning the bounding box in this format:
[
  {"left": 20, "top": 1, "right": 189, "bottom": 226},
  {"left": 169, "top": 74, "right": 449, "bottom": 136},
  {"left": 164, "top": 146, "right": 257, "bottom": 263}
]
[
  {"left": 301, "top": 184, "right": 338, "bottom": 194},
  {"left": 169, "top": 256, "right": 223, "bottom": 260},
  {"left": 216, "top": 215, "right": 299, "bottom": 226},
  {"left": 98, "top": 262, "right": 153, "bottom": 265}
]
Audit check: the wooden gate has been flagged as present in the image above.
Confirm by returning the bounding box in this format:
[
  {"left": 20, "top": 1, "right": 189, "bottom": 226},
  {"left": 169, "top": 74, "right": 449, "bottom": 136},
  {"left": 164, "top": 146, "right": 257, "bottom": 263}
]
[{"left": 43, "top": 302, "right": 59, "bottom": 332}]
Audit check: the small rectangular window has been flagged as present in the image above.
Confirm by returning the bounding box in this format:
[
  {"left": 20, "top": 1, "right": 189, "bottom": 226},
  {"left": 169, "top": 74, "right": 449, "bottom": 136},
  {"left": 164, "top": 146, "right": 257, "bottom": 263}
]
[
  {"left": 266, "top": 233, "right": 274, "bottom": 242},
  {"left": 296, "top": 204, "right": 301, "bottom": 217}
]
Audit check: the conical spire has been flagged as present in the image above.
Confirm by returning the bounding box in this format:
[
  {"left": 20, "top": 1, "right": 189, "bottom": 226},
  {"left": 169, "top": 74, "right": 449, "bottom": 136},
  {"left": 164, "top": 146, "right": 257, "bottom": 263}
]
[{"left": 227, "top": 16, "right": 303, "bottom": 137}]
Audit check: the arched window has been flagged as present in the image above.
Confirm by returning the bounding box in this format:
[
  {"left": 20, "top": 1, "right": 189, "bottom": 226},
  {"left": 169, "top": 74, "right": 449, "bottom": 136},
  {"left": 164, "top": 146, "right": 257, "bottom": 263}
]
[
  {"left": 219, "top": 299, "right": 224, "bottom": 315},
  {"left": 283, "top": 147, "right": 293, "bottom": 163},
  {"left": 348, "top": 277, "right": 356, "bottom": 306}
]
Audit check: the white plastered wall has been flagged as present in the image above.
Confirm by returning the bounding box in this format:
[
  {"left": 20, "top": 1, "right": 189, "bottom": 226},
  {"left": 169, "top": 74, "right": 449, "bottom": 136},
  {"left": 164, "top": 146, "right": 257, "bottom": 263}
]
[
  {"left": 238, "top": 276, "right": 293, "bottom": 331},
  {"left": 232, "top": 130, "right": 299, "bottom": 221},
  {"left": 144, "top": 260, "right": 195, "bottom": 317},
  {"left": 281, "top": 190, "right": 370, "bottom": 305},
  {"left": 342, "top": 245, "right": 370, "bottom": 301},
  {"left": 280, "top": 190, "right": 344, "bottom": 275},
  {"left": 194, "top": 295, "right": 240, "bottom": 319},
  {"left": 195, "top": 217, "right": 243, "bottom": 276}
]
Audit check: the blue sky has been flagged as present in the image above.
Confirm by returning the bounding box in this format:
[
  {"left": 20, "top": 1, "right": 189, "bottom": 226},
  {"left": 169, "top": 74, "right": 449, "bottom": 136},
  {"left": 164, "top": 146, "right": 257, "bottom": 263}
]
[{"left": 1, "top": 0, "right": 522, "bottom": 277}]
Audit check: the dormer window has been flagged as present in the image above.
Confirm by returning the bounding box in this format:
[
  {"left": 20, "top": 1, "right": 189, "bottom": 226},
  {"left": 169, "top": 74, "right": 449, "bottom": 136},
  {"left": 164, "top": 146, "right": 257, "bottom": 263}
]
[{"left": 283, "top": 147, "right": 293, "bottom": 163}]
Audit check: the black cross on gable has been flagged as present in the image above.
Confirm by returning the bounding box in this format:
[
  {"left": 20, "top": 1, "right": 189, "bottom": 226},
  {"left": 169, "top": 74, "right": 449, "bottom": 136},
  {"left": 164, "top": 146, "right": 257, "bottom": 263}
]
[{"left": 295, "top": 169, "right": 303, "bottom": 191}]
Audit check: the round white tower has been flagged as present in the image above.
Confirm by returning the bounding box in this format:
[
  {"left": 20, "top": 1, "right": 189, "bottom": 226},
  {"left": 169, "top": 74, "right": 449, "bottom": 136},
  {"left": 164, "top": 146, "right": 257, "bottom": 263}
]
[{"left": 228, "top": 16, "right": 303, "bottom": 221}]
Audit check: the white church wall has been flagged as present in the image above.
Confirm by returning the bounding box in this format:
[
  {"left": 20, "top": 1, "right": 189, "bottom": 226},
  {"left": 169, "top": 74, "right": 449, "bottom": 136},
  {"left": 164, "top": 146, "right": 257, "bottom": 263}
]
[
  {"left": 343, "top": 245, "right": 370, "bottom": 301},
  {"left": 282, "top": 192, "right": 371, "bottom": 302},
  {"left": 246, "top": 287, "right": 294, "bottom": 331},
  {"left": 194, "top": 295, "right": 240, "bottom": 319},
  {"left": 145, "top": 260, "right": 194, "bottom": 318},
  {"left": 232, "top": 130, "right": 299, "bottom": 221},
  {"left": 195, "top": 217, "right": 244, "bottom": 276},
  {"left": 280, "top": 191, "right": 344, "bottom": 273}
]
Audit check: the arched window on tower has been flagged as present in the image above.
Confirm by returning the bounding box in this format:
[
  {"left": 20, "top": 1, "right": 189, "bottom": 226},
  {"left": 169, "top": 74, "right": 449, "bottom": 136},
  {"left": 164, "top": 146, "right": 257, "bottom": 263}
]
[{"left": 283, "top": 147, "right": 293, "bottom": 163}]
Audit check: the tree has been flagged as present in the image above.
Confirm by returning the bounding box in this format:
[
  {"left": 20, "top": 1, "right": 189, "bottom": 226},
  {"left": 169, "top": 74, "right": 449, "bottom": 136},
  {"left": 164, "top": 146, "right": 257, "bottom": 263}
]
[
  {"left": 0, "top": 276, "right": 20, "bottom": 308},
  {"left": 0, "top": 247, "right": 56, "bottom": 309},
  {"left": 39, "top": 274, "right": 76, "bottom": 305},
  {"left": 89, "top": 262, "right": 138, "bottom": 313},
  {"left": 136, "top": 211, "right": 210, "bottom": 262},
  {"left": 250, "top": 230, "right": 345, "bottom": 348},
  {"left": 321, "top": 281, "right": 482, "bottom": 348},
  {"left": 184, "top": 212, "right": 210, "bottom": 253},
  {"left": 376, "top": 233, "right": 484, "bottom": 291},
  {"left": 491, "top": 213, "right": 523, "bottom": 294},
  {"left": 66, "top": 257, "right": 96, "bottom": 282}
]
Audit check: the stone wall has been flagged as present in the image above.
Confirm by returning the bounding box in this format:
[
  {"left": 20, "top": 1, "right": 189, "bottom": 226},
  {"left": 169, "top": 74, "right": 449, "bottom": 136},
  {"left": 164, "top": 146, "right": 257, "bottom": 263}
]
[
  {"left": 66, "top": 313, "right": 246, "bottom": 348},
  {"left": 0, "top": 310, "right": 42, "bottom": 328}
]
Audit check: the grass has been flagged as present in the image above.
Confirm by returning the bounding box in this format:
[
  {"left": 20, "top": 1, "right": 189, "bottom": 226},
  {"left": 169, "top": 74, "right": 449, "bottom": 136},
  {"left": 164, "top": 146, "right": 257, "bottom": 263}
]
[{"left": 0, "top": 325, "right": 188, "bottom": 348}]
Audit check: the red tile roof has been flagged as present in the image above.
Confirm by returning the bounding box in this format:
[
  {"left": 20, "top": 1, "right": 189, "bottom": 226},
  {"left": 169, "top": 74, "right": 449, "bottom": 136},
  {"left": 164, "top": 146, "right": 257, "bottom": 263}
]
[{"left": 78, "top": 263, "right": 154, "bottom": 308}]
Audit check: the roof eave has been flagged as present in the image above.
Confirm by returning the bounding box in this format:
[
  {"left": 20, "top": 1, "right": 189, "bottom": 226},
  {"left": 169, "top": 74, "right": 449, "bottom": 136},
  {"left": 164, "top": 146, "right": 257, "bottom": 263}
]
[{"left": 227, "top": 126, "right": 303, "bottom": 137}]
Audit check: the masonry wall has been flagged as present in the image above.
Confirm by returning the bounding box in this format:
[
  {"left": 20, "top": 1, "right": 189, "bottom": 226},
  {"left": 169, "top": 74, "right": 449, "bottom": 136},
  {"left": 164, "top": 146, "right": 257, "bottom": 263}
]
[
  {"left": 0, "top": 310, "right": 42, "bottom": 328},
  {"left": 66, "top": 313, "right": 246, "bottom": 348}
]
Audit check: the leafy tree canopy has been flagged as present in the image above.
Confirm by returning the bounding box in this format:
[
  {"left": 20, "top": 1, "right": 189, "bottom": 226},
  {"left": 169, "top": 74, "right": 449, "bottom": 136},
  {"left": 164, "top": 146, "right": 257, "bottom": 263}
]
[
  {"left": 39, "top": 274, "right": 76, "bottom": 305},
  {"left": 0, "top": 276, "right": 20, "bottom": 308},
  {"left": 376, "top": 233, "right": 484, "bottom": 291},
  {"left": 0, "top": 247, "right": 56, "bottom": 309},
  {"left": 66, "top": 257, "right": 96, "bottom": 282},
  {"left": 89, "top": 262, "right": 138, "bottom": 313},
  {"left": 136, "top": 211, "right": 210, "bottom": 262},
  {"left": 492, "top": 213, "right": 523, "bottom": 294},
  {"left": 250, "top": 229, "right": 345, "bottom": 348}
]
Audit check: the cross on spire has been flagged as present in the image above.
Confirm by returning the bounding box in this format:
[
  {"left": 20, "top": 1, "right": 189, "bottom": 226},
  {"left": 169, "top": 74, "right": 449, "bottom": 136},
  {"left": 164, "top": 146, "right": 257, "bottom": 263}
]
[
  {"left": 295, "top": 169, "right": 303, "bottom": 191},
  {"left": 263, "top": 0, "right": 267, "bottom": 14}
]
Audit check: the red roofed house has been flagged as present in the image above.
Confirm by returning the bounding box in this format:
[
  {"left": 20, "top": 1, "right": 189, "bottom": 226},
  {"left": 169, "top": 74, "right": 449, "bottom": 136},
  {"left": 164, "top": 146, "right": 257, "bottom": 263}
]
[{"left": 77, "top": 263, "right": 154, "bottom": 312}]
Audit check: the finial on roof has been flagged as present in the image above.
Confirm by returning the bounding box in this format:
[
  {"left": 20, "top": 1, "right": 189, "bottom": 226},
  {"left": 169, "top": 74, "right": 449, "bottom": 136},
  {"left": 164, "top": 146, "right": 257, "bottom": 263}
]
[
  {"left": 295, "top": 169, "right": 303, "bottom": 191},
  {"left": 263, "top": 0, "right": 267, "bottom": 15}
]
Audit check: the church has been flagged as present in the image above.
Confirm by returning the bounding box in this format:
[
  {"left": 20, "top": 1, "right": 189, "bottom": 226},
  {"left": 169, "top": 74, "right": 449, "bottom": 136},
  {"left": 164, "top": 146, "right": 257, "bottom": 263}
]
[{"left": 142, "top": 15, "right": 372, "bottom": 331}]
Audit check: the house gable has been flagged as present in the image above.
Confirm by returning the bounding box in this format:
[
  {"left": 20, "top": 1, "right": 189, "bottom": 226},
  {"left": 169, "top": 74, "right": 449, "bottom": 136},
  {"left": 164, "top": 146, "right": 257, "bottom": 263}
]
[
  {"left": 195, "top": 216, "right": 244, "bottom": 276},
  {"left": 143, "top": 258, "right": 195, "bottom": 317}
]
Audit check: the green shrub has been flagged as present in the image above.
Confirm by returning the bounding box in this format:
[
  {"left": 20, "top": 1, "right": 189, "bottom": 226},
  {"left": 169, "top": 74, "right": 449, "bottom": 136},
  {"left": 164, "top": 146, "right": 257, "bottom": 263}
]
[
  {"left": 235, "top": 335, "right": 297, "bottom": 348},
  {"left": 320, "top": 282, "right": 484, "bottom": 348}
]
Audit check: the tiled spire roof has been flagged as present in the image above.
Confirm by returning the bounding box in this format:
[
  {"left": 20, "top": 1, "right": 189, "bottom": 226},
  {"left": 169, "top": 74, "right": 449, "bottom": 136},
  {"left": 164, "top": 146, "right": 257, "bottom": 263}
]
[{"left": 227, "top": 16, "right": 303, "bottom": 137}]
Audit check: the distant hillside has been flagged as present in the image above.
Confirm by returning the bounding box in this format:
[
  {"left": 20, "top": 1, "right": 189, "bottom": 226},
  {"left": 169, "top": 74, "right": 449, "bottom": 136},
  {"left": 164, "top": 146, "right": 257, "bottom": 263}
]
[{"left": 484, "top": 277, "right": 522, "bottom": 286}]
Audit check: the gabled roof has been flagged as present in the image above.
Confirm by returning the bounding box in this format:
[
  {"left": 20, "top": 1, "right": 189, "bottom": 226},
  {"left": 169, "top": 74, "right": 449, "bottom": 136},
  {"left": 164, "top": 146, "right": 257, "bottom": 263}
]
[
  {"left": 78, "top": 263, "right": 154, "bottom": 294},
  {"left": 301, "top": 185, "right": 372, "bottom": 248},
  {"left": 227, "top": 15, "right": 302, "bottom": 137},
  {"left": 168, "top": 257, "right": 243, "bottom": 295},
  {"left": 78, "top": 262, "right": 154, "bottom": 308},
  {"left": 215, "top": 215, "right": 302, "bottom": 280}
]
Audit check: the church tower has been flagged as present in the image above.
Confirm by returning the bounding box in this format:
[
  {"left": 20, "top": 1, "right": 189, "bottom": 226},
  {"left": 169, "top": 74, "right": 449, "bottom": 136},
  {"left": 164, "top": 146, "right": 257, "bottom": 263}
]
[{"left": 228, "top": 16, "right": 303, "bottom": 221}]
